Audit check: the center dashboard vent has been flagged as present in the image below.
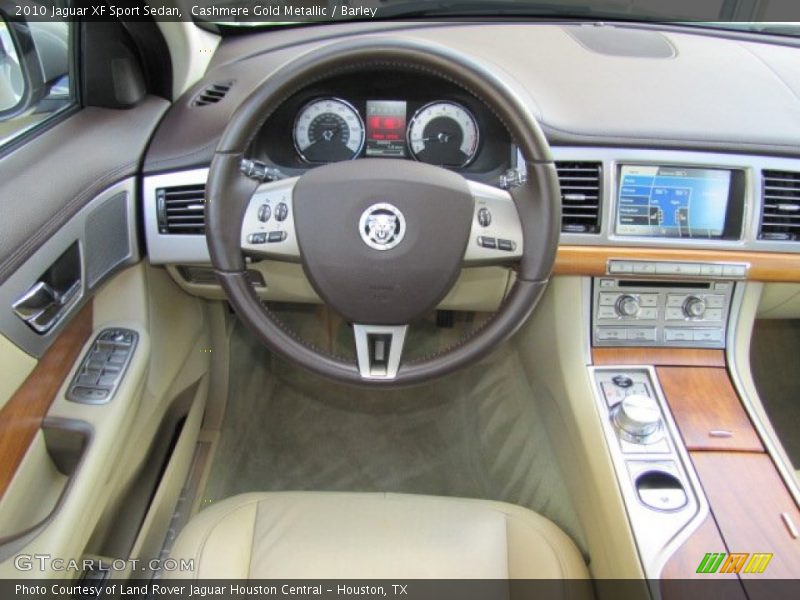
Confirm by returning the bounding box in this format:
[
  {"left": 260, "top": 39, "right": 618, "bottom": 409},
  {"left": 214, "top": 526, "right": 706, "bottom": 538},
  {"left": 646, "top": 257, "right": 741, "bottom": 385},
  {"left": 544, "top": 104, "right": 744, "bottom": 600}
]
[
  {"left": 760, "top": 170, "right": 800, "bottom": 241},
  {"left": 192, "top": 81, "right": 233, "bottom": 107},
  {"left": 156, "top": 184, "right": 206, "bottom": 235},
  {"left": 556, "top": 161, "right": 602, "bottom": 234}
]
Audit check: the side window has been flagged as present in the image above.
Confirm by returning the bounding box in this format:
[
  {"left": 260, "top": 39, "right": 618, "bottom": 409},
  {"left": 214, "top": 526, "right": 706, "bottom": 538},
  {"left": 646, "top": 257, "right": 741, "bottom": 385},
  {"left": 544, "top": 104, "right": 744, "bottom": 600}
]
[{"left": 0, "top": 15, "right": 74, "bottom": 148}]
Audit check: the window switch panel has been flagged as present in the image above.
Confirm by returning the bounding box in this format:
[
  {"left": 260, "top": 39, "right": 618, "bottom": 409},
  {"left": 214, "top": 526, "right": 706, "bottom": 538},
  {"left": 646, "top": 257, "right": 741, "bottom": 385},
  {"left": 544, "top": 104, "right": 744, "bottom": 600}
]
[{"left": 67, "top": 328, "right": 138, "bottom": 404}]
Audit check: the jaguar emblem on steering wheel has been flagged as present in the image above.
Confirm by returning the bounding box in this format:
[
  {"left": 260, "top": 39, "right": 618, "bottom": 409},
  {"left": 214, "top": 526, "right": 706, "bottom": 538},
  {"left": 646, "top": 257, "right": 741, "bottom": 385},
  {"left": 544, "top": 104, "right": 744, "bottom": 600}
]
[{"left": 359, "top": 203, "right": 406, "bottom": 251}]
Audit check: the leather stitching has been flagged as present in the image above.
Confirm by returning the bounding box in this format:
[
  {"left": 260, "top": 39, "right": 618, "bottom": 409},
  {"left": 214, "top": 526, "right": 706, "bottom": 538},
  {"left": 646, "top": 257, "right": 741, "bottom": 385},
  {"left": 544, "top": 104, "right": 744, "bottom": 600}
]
[{"left": 0, "top": 163, "right": 138, "bottom": 285}]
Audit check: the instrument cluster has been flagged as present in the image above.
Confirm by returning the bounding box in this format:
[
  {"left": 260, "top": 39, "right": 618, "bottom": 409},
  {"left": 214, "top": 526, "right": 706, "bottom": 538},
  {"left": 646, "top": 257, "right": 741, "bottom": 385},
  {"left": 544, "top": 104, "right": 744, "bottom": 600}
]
[
  {"left": 250, "top": 70, "right": 511, "bottom": 179},
  {"left": 292, "top": 97, "right": 480, "bottom": 168}
]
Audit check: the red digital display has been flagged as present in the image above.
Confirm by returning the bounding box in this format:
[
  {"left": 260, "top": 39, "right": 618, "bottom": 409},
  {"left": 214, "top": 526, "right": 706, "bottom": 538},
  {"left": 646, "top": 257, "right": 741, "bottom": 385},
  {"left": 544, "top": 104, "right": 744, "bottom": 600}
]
[{"left": 366, "top": 101, "right": 407, "bottom": 157}]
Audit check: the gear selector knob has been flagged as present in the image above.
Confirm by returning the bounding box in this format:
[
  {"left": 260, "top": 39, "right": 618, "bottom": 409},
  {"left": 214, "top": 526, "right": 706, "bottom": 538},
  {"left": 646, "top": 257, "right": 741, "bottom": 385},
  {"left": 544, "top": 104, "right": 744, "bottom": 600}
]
[{"left": 613, "top": 394, "right": 662, "bottom": 442}]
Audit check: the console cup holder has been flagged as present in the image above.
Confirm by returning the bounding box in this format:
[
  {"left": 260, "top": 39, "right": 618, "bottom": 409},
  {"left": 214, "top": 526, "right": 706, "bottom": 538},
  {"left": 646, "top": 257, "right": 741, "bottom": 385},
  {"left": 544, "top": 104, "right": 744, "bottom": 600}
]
[{"left": 635, "top": 470, "right": 688, "bottom": 512}]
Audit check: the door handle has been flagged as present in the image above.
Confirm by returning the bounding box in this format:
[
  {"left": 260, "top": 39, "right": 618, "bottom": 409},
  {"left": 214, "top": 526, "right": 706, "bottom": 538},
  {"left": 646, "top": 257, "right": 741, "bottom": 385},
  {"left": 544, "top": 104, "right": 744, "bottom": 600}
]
[{"left": 12, "top": 279, "right": 81, "bottom": 334}]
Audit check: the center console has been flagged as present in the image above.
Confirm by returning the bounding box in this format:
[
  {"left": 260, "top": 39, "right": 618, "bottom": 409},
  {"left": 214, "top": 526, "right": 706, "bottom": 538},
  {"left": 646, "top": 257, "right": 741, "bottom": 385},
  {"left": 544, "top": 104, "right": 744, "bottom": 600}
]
[
  {"left": 592, "top": 260, "right": 744, "bottom": 348},
  {"left": 590, "top": 366, "right": 707, "bottom": 579},
  {"left": 591, "top": 161, "right": 750, "bottom": 350}
]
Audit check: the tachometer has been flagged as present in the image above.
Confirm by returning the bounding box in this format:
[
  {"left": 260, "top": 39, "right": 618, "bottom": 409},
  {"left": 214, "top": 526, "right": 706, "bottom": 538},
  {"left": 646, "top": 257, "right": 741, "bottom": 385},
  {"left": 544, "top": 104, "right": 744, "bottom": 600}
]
[
  {"left": 408, "top": 101, "right": 479, "bottom": 167},
  {"left": 293, "top": 98, "right": 365, "bottom": 163}
]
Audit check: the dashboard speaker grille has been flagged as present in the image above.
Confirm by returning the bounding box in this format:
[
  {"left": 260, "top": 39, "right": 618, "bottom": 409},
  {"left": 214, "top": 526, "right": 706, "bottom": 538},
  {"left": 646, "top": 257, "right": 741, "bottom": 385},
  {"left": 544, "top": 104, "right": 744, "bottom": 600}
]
[
  {"left": 156, "top": 184, "right": 206, "bottom": 235},
  {"left": 556, "top": 161, "right": 602, "bottom": 234},
  {"left": 760, "top": 170, "right": 800, "bottom": 241},
  {"left": 192, "top": 81, "right": 233, "bottom": 107}
]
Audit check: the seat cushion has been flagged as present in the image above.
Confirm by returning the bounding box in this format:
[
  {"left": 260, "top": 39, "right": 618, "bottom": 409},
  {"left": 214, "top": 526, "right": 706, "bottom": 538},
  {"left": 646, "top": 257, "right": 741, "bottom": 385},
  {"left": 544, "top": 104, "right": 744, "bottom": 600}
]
[{"left": 167, "top": 492, "right": 588, "bottom": 579}]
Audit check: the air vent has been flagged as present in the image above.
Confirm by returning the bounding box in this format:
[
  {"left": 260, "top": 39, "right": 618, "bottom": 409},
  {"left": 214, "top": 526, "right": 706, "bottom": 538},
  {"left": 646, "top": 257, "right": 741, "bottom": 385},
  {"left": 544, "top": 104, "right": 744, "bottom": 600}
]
[
  {"left": 556, "top": 161, "right": 602, "bottom": 234},
  {"left": 192, "top": 81, "right": 233, "bottom": 107},
  {"left": 156, "top": 184, "right": 206, "bottom": 235},
  {"left": 760, "top": 170, "right": 800, "bottom": 241}
]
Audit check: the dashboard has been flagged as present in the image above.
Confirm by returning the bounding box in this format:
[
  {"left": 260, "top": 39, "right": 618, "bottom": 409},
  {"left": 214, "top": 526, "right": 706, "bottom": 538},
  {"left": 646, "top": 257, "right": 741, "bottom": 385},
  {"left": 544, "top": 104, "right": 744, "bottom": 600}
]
[
  {"left": 247, "top": 71, "right": 512, "bottom": 182},
  {"left": 141, "top": 22, "right": 800, "bottom": 278}
]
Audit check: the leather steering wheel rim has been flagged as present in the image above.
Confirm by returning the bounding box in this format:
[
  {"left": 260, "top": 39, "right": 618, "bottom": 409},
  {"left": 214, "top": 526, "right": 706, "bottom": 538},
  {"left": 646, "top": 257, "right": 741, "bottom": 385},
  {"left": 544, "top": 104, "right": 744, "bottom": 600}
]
[{"left": 206, "top": 37, "right": 561, "bottom": 386}]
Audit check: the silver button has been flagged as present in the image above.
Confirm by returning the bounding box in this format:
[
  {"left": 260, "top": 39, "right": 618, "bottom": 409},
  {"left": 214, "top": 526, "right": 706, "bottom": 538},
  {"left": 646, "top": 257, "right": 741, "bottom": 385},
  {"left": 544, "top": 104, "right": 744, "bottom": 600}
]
[
  {"left": 722, "top": 265, "right": 746, "bottom": 278},
  {"left": 700, "top": 264, "right": 723, "bottom": 277},
  {"left": 597, "top": 328, "right": 626, "bottom": 341},
  {"left": 704, "top": 308, "right": 724, "bottom": 321},
  {"left": 706, "top": 295, "right": 726, "bottom": 308},
  {"left": 632, "top": 262, "right": 656, "bottom": 275},
  {"left": 609, "top": 261, "right": 633, "bottom": 274},
  {"left": 655, "top": 263, "right": 680, "bottom": 275},
  {"left": 665, "top": 328, "right": 694, "bottom": 342},
  {"left": 597, "top": 307, "right": 619, "bottom": 320},
  {"left": 639, "top": 294, "right": 658, "bottom": 307},
  {"left": 627, "top": 328, "right": 656, "bottom": 341},
  {"left": 666, "top": 295, "right": 686, "bottom": 308},
  {"left": 693, "top": 329, "right": 722, "bottom": 342},
  {"left": 671, "top": 263, "right": 701, "bottom": 276},
  {"left": 665, "top": 307, "right": 685, "bottom": 320},
  {"left": 599, "top": 293, "right": 619, "bottom": 306},
  {"left": 638, "top": 308, "right": 658, "bottom": 320}
]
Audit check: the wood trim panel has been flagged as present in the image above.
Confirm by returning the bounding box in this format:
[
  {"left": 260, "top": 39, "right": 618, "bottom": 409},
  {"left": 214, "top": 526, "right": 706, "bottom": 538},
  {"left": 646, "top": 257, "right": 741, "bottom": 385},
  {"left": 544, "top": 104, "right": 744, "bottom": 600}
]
[
  {"left": 555, "top": 245, "right": 800, "bottom": 282},
  {"left": 0, "top": 302, "right": 92, "bottom": 500},
  {"left": 657, "top": 367, "right": 764, "bottom": 452},
  {"left": 691, "top": 452, "right": 800, "bottom": 581},
  {"left": 592, "top": 347, "right": 726, "bottom": 367},
  {"left": 660, "top": 516, "right": 743, "bottom": 593}
]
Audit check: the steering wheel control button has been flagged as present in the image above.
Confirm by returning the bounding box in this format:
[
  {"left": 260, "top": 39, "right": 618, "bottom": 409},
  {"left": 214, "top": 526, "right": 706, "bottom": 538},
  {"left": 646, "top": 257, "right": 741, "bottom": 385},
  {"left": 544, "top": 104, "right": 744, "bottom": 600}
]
[
  {"left": 275, "top": 202, "right": 289, "bottom": 222},
  {"left": 477, "top": 207, "right": 492, "bottom": 227},
  {"left": 268, "top": 231, "right": 287, "bottom": 243},
  {"left": 67, "top": 328, "right": 138, "bottom": 405},
  {"left": 359, "top": 203, "right": 406, "bottom": 251},
  {"left": 257, "top": 204, "right": 271, "bottom": 222},
  {"left": 248, "top": 232, "right": 267, "bottom": 244},
  {"left": 497, "top": 239, "right": 516, "bottom": 251},
  {"left": 477, "top": 236, "right": 497, "bottom": 249}
]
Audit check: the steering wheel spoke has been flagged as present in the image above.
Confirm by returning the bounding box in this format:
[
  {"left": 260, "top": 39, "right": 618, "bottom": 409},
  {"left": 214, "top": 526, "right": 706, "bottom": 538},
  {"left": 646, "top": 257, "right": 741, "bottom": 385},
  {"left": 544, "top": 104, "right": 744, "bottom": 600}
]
[
  {"left": 240, "top": 177, "right": 301, "bottom": 262},
  {"left": 463, "top": 180, "right": 524, "bottom": 265},
  {"left": 353, "top": 323, "right": 408, "bottom": 380}
]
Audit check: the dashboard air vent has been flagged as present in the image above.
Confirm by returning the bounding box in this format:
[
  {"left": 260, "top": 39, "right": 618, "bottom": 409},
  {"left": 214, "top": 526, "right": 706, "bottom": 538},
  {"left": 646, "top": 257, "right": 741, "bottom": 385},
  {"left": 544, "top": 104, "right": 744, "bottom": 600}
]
[
  {"left": 760, "top": 170, "right": 800, "bottom": 241},
  {"left": 556, "top": 161, "right": 602, "bottom": 234},
  {"left": 156, "top": 184, "right": 206, "bottom": 235},
  {"left": 192, "top": 81, "right": 233, "bottom": 107}
]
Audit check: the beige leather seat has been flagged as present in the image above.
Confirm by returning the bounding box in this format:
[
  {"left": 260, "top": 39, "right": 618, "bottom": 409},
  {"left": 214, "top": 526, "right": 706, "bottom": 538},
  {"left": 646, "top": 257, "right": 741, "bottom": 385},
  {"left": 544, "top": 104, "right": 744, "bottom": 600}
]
[{"left": 168, "top": 492, "right": 589, "bottom": 579}]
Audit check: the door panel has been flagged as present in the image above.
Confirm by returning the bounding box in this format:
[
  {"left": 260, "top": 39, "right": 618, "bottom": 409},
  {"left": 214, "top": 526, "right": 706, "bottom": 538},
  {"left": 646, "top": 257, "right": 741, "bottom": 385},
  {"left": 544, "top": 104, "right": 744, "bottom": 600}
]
[
  {"left": 0, "top": 334, "right": 35, "bottom": 410},
  {"left": 0, "top": 178, "right": 142, "bottom": 357},
  {"left": 0, "top": 13, "right": 207, "bottom": 579},
  {"left": 0, "top": 99, "right": 167, "bottom": 287}
]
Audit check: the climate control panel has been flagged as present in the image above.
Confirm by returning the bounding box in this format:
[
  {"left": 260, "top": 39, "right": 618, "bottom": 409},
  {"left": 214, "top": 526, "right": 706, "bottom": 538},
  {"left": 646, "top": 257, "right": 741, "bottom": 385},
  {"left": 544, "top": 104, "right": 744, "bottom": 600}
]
[{"left": 593, "top": 277, "right": 734, "bottom": 348}]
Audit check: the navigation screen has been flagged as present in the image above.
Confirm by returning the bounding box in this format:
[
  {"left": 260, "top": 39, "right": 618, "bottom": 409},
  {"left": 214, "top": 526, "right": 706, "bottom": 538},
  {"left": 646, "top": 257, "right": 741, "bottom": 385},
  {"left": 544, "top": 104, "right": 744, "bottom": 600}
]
[
  {"left": 616, "top": 166, "right": 732, "bottom": 239},
  {"left": 366, "top": 100, "right": 407, "bottom": 157}
]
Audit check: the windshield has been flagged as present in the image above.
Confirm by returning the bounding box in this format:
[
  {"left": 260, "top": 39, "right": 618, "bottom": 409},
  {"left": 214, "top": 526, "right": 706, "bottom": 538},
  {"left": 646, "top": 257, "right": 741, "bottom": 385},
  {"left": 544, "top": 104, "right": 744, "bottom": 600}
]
[{"left": 194, "top": 0, "right": 800, "bottom": 37}]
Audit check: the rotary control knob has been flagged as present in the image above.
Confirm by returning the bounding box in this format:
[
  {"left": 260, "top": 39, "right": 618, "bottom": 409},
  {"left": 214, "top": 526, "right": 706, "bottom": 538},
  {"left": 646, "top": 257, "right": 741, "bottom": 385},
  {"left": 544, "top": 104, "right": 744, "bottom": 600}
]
[
  {"left": 615, "top": 294, "right": 640, "bottom": 318},
  {"left": 683, "top": 296, "right": 706, "bottom": 319},
  {"left": 613, "top": 394, "right": 662, "bottom": 442}
]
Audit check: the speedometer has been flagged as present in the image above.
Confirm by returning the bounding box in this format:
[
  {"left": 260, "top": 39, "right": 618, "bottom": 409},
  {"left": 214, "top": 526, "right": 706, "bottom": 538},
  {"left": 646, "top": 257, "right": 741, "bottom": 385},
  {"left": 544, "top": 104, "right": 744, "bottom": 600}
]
[
  {"left": 408, "top": 101, "right": 479, "bottom": 167},
  {"left": 293, "top": 98, "right": 365, "bottom": 163}
]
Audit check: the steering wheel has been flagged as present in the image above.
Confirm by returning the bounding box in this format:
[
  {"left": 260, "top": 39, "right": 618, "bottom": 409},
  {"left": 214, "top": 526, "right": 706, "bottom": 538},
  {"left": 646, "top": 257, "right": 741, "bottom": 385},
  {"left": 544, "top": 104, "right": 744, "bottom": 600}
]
[{"left": 206, "top": 38, "right": 561, "bottom": 386}]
